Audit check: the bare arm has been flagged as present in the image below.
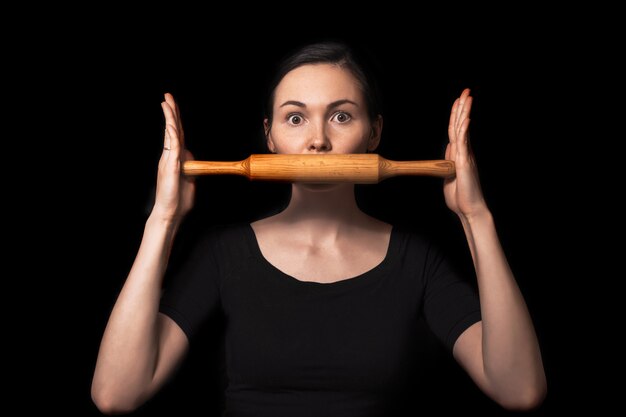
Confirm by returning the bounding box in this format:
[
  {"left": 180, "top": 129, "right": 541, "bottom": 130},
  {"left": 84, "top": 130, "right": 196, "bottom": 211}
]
[
  {"left": 92, "top": 94, "right": 196, "bottom": 414},
  {"left": 444, "top": 89, "right": 547, "bottom": 410}
]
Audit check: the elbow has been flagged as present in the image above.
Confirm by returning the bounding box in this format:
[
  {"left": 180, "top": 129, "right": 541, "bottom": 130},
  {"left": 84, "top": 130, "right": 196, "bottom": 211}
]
[
  {"left": 497, "top": 384, "right": 547, "bottom": 412},
  {"left": 91, "top": 385, "right": 142, "bottom": 415}
]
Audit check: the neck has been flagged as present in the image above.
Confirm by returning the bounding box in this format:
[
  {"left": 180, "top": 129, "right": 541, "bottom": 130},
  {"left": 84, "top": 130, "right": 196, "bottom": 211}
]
[{"left": 280, "top": 183, "right": 365, "bottom": 239}]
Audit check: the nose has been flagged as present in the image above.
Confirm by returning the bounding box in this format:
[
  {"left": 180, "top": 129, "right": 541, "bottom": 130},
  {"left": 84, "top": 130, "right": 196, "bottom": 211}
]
[{"left": 307, "top": 123, "right": 331, "bottom": 153}]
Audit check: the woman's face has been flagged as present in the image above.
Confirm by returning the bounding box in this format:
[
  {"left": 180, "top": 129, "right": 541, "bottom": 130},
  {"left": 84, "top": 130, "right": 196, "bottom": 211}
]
[{"left": 266, "top": 64, "right": 381, "bottom": 155}]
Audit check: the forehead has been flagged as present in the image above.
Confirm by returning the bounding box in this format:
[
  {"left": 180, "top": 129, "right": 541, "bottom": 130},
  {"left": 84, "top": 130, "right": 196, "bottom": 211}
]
[{"left": 274, "top": 64, "right": 363, "bottom": 106}]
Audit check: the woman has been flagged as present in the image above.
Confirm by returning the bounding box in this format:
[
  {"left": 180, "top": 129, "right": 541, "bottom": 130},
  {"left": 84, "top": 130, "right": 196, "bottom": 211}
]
[{"left": 92, "top": 42, "right": 546, "bottom": 415}]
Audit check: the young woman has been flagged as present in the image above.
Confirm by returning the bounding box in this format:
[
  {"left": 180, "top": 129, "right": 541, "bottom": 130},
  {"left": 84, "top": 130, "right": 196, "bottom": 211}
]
[{"left": 92, "top": 42, "right": 546, "bottom": 415}]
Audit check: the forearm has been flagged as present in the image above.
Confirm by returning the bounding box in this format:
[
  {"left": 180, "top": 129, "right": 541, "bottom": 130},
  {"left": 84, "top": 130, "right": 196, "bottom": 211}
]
[
  {"left": 92, "top": 215, "right": 178, "bottom": 407},
  {"left": 460, "top": 210, "right": 546, "bottom": 404}
]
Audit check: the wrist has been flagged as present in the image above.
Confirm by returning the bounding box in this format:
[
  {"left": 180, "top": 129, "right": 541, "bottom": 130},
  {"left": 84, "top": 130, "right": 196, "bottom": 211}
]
[
  {"left": 459, "top": 207, "right": 493, "bottom": 228},
  {"left": 146, "top": 211, "right": 180, "bottom": 236}
]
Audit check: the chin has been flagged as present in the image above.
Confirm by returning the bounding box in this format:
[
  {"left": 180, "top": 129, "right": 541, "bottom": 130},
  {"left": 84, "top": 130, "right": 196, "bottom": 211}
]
[{"left": 297, "top": 182, "right": 345, "bottom": 192}]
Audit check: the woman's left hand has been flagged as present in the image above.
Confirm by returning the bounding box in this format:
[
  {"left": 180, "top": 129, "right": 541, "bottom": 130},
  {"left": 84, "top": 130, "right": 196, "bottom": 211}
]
[
  {"left": 444, "top": 88, "right": 489, "bottom": 220},
  {"left": 443, "top": 88, "right": 488, "bottom": 219}
]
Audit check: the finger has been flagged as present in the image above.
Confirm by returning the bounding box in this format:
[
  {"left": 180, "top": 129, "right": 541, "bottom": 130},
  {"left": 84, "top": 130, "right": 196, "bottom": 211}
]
[
  {"left": 163, "top": 125, "right": 171, "bottom": 152},
  {"left": 158, "top": 127, "right": 172, "bottom": 173},
  {"left": 163, "top": 95, "right": 182, "bottom": 139},
  {"left": 168, "top": 93, "right": 183, "bottom": 130},
  {"left": 448, "top": 139, "right": 457, "bottom": 162},
  {"left": 455, "top": 88, "right": 471, "bottom": 128},
  {"left": 164, "top": 93, "right": 185, "bottom": 146},
  {"left": 454, "top": 91, "right": 465, "bottom": 128},
  {"left": 164, "top": 93, "right": 181, "bottom": 120},
  {"left": 445, "top": 143, "right": 451, "bottom": 160},
  {"left": 455, "top": 96, "right": 473, "bottom": 143},
  {"left": 166, "top": 124, "right": 182, "bottom": 154},
  {"left": 161, "top": 101, "right": 177, "bottom": 132},
  {"left": 448, "top": 98, "right": 459, "bottom": 144},
  {"left": 456, "top": 117, "right": 471, "bottom": 161},
  {"left": 160, "top": 127, "right": 179, "bottom": 166},
  {"left": 161, "top": 102, "right": 178, "bottom": 156}
]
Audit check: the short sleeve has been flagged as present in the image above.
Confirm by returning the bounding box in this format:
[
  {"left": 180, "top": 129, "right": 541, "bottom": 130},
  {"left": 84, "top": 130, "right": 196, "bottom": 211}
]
[
  {"left": 159, "top": 232, "right": 221, "bottom": 340},
  {"left": 422, "top": 242, "right": 481, "bottom": 351}
]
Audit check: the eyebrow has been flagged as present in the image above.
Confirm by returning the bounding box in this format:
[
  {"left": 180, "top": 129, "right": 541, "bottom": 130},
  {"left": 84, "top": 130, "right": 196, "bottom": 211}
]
[{"left": 279, "top": 99, "right": 359, "bottom": 109}]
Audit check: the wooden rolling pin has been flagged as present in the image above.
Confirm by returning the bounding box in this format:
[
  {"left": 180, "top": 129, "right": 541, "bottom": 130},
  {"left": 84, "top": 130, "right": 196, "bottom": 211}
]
[{"left": 183, "top": 154, "right": 455, "bottom": 183}]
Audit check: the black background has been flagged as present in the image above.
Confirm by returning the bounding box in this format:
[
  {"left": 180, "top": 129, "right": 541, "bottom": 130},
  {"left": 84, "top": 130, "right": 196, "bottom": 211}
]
[{"left": 32, "top": 23, "right": 610, "bottom": 416}]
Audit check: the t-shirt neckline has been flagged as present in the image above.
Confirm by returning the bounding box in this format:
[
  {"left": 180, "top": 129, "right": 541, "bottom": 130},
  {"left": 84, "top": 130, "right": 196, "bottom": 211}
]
[{"left": 245, "top": 223, "right": 397, "bottom": 288}]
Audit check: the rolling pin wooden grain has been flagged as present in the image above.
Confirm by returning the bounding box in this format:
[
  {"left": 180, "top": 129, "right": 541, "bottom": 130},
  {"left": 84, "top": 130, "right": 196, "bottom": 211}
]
[{"left": 183, "top": 154, "right": 455, "bottom": 183}]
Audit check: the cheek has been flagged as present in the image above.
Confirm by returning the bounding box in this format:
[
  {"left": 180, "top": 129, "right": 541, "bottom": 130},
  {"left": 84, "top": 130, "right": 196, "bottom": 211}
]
[
  {"left": 268, "top": 124, "right": 303, "bottom": 153},
  {"left": 330, "top": 123, "right": 371, "bottom": 151}
]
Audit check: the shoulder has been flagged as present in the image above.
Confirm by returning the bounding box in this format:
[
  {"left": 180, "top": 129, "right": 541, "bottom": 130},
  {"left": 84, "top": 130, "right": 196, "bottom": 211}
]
[
  {"left": 166, "top": 222, "right": 257, "bottom": 282},
  {"left": 199, "top": 222, "right": 253, "bottom": 247},
  {"left": 390, "top": 225, "right": 433, "bottom": 255},
  {"left": 389, "top": 225, "right": 459, "bottom": 276},
  {"left": 384, "top": 225, "right": 438, "bottom": 277},
  {"left": 188, "top": 222, "right": 256, "bottom": 264},
  {"left": 202, "top": 222, "right": 251, "bottom": 242}
]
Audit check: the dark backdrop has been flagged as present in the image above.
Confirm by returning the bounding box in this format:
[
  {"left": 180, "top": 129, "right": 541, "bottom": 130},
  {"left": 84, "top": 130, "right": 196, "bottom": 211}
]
[{"left": 47, "top": 29, "right": 603, "bottom": 416}]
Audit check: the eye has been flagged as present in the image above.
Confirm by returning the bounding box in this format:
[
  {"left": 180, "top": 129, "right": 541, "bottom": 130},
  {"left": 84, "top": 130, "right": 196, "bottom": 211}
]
[
  {"left": 287, "top": 113, "right": 304, "bottom": 125},
  {"left": 332, "top": 111, "right": 352, "bottom": 123}
]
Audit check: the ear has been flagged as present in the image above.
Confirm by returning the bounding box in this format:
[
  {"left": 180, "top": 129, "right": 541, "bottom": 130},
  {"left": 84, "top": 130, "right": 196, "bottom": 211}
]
[
  {"left": 264, "top": 118, "right": 276, "bottom": 153},
  {"left": 367, "top": 115, "right": 383, "bottom": 152}
]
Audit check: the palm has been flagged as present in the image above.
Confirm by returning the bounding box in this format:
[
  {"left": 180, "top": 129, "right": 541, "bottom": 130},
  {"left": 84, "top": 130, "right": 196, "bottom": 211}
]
[
  {"left": 443, "top": 89, "right": 487, "bottom": 218},
  {"left": 153, "top": 93, "right": 195, "bottom": 223}
]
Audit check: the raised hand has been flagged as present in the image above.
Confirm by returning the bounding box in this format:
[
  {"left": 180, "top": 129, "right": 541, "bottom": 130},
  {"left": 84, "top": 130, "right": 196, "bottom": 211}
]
[
  {"left": 151, "top": 93, "right": 195, "bottom": 225},
  {"left": 444, "top": 89, "right": 488, "bottom": 220}
]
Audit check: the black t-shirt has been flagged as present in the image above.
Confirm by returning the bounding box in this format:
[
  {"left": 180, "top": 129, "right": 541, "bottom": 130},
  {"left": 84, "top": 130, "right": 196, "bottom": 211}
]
[{"left": 160, "top": 223, "right": 481, "bottom": 417}]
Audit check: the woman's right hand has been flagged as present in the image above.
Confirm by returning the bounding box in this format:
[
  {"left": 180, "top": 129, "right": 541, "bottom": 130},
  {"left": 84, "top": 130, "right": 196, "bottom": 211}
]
[
  {"left": 151, "top": 93, "right": 195, "bottom": 226},
  {"left": 92, "top": 94, "right": 194, "bottom": 412}
]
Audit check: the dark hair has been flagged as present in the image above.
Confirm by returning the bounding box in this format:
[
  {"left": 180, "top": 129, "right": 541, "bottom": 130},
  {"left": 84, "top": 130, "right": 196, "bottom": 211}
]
[{"left": 265, "top": 42, "right": 382, "bottom": 130}]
